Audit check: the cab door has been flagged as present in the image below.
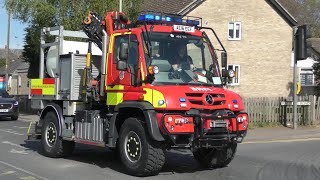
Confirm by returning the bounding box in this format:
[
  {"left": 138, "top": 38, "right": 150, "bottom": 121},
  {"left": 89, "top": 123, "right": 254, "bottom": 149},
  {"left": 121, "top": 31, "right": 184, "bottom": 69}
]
[{"left": 106, "top": 33, "right": 142, "bottom": 105}]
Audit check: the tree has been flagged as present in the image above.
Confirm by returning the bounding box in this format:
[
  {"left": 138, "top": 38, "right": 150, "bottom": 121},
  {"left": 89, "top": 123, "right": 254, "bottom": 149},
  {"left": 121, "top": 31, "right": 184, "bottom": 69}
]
[
  {"left": 5, "top": 0, "right": 143, "bottom": 78},
  {"left": 278, "top": 0, "right": 320, "bottom": 37},
  {"left": 0, "top": 58, "right": 6, "bottom": 68}
]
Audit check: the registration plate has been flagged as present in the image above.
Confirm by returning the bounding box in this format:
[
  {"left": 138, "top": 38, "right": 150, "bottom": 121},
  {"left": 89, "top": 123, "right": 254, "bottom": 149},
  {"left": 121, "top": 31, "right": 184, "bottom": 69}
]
[
  {"left": 0, "top": 109, "right": 8, "bottom": 112},
  {"left": 210, "top": 120, "right": 228, "bottom": 128},
  {"left": 173, "top": 25, "right": 195, "bottom": 33}
]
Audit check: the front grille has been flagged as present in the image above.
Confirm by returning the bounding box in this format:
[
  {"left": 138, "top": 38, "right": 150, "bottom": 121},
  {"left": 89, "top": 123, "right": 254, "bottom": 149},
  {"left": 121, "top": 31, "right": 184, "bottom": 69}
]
[
  {"left": 186, "top": 93, "right": 203, "bottom": 97},
  {"left": 213, "top": 100, "right": 226, "bottom": 105},
  {"left": 0, "top": 103, "right": 12, "bottom": 109},
  {"left": 186, "top": 93, "right": 226, "bottom": 107},
  {"left": 189, "top": 100, "right": 204, "bottom": 105},
  {"left": 186, "top": 93, "right": 225, "bottom": 98}
]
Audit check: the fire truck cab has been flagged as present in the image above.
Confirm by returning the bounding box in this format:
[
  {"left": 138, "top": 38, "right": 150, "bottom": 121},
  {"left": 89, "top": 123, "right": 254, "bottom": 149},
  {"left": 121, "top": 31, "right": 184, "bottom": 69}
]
[{"left": 28, "top": 11, "right": 248, "bottom": 176}]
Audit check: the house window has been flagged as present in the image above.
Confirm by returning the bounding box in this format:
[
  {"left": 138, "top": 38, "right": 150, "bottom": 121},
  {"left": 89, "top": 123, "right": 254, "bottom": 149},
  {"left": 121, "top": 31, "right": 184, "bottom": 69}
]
[
  {"left": 228, "top": 22, "right": 241, "bottom": 40},
  {"left": 228, "top": 65, "right": 240, "bottom": 85},
  {"left": 300, "top": 69, "right": 314, "bottom": 86}
]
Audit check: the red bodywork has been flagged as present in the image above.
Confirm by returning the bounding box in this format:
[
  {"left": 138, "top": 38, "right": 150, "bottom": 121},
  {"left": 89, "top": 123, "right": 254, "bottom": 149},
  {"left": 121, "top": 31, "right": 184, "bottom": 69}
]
[{"left": 101, "top": 15, "right": 248, "bottom": 135}]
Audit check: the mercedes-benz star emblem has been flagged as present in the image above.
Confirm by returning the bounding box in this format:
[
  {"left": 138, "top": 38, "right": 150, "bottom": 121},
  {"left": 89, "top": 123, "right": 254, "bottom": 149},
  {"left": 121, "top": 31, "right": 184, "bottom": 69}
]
[{"left": 205, "top": 94, "right": 214, "bottom": 105}]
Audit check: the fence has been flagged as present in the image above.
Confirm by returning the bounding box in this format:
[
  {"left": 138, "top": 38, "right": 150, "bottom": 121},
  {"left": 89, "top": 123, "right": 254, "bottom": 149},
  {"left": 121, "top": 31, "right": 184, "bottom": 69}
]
[{"left": 243, "top": 96, "right": 320, "bottom": 126}]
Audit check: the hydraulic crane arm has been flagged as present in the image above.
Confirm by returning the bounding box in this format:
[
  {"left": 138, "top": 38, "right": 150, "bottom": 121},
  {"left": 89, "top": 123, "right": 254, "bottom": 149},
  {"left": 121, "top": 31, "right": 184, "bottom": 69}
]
[
  {"left": 83, "top": 12, "right": 105, "bottom": 50},
  {"left": 82, "top": 11, "right": 131, "bottom": 50}
]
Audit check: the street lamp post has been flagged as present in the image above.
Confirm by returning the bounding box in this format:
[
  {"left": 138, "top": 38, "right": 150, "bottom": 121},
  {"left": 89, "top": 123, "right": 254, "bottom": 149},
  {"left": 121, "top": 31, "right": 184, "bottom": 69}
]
[
  {"left": 6, "top": 7, "right": 11, "bottom": 92},
  {"left": 119, "top": 0, "right": 123, "bottom": 12}
]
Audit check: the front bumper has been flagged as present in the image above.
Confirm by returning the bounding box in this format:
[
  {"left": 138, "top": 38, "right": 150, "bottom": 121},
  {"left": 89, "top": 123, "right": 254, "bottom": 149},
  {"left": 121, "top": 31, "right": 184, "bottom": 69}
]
[
  {"left": 0, "top": 106, "right": 19, "bottom": 117},
  {"left": 160, "top": 111, "right": 247, "bottom": 148}
]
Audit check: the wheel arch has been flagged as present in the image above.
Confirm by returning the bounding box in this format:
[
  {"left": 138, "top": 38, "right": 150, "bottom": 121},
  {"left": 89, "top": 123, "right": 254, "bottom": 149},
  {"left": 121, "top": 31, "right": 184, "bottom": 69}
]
[
  {"left": 108, "top": 101, "right": 165, "bottom": 148},
  {"left": 39, "top": 102, "right": 64, "bottom": 136}
]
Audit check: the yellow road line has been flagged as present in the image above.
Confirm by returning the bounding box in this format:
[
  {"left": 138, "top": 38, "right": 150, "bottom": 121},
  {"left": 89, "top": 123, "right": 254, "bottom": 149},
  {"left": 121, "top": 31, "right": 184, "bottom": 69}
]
[
  {"left": 27, "top": 122, "right": 33, "bottom": 134},
  {"left": 243, "top": 137, "right": 320, "bottom": 144}
]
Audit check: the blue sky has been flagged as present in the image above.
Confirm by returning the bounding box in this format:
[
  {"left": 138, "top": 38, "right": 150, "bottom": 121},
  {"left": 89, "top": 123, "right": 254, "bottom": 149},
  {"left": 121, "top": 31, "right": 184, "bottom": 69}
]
[{"left": 0, "top": 0, "right": 27, "bottom": 49}]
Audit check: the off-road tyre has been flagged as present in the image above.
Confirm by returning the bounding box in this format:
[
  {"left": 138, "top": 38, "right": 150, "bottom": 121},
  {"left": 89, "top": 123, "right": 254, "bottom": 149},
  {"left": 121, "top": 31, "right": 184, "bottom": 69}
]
[
  {"left": 41, "top": 111, "right": 75, "bottom": 158},
  {"left": 118, "top": 117, "right": 165, "bottom": 176},
  {"left": 11, "top": 115, "right": 18, "bottom": 121},
  {"left": 193, "top": 142, "right": 237, "bottom": 168}
]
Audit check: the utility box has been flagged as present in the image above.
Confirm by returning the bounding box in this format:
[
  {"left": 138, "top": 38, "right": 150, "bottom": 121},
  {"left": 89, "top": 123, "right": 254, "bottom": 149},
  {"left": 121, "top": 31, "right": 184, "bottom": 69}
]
[{"left": 59, "top": 54, "right": 101, "bottom": 100}]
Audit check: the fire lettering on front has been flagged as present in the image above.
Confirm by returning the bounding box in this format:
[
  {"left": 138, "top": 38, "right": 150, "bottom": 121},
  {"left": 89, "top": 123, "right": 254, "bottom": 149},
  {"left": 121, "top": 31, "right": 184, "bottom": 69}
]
[{"left": 190, "top": 87, "right": 213, "bottom": 92}]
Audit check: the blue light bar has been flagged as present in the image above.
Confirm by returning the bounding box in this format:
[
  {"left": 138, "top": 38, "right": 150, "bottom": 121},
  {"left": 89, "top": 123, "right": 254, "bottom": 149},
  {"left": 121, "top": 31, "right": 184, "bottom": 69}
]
[{"left": 138, "top": 13, "right": 201, "bottom": 27}]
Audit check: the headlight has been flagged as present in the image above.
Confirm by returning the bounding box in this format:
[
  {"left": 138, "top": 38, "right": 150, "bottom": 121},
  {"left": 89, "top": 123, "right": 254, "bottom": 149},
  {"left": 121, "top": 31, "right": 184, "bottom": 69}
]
[{"left": 14, "top": 101, "right": 19, "bottom": 106}]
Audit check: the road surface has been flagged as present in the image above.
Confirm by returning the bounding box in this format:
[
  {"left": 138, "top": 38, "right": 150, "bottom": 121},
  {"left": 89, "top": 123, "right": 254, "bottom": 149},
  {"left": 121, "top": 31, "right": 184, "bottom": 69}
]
[{"left": 0, "top": 118, "right": 319, "bottom": 180}]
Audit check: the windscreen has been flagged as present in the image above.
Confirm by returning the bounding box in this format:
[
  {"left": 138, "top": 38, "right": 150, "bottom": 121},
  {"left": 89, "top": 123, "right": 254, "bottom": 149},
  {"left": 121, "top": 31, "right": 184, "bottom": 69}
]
[{"left": 144, "top": 32, "right": 222, "bottom": 86}]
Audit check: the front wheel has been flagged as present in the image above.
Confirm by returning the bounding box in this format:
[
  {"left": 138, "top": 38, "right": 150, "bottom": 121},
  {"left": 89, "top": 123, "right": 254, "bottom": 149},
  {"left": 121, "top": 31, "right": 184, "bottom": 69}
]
[
  {"left": 193, "top": 142, "right": 237, "bottom": 168},
  {"left": 118, "top": 118, "right": 165, "bottom": 176},
  {"left": 41, "top": 112, "right": 75, "bottom": 158}
]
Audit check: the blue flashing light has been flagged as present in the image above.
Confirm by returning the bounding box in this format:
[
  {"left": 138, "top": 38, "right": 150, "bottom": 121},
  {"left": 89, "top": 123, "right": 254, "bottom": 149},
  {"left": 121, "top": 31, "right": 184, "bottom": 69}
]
[
  {"left": 166, "top": 16, "right": 173, "bottom": 22},
  {"left": 175, "top": 18, "right": 182, "bottom": 23},
  {"left": 180, "top": 98, "right": 186, "bottom": 102},
  {"left": 193, "top": 20, "right": 200, "bottom": 26},
  {"left": 187, "top": 20, "right": 194, "bottom": 25},
  {"left": 138, "top": 14, "right": 155, "bottom": 21},
  {"left": 145, "top": 14, "right": 155, "bottom": 20},
  {"left": 138, "top": 15, "right": 145, "bottom": 21},
  {"left": 232, "top": 100, "right": 238, "bottom": 104},
  {"left": 158, "top": 100, "right": 165, "bottom": 105},
  {"left": 155, "top": 15, "right": 161, "bottom": 21}
]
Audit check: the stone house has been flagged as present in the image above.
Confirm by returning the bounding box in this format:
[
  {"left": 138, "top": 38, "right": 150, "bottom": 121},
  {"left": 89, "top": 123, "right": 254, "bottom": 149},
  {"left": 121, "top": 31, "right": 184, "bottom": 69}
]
[
  {"left": 0, "top": 57, "right": 29, "bottom": 95},
  {"left": 143, "top": 0, "right": 297, "bottom": 97}
]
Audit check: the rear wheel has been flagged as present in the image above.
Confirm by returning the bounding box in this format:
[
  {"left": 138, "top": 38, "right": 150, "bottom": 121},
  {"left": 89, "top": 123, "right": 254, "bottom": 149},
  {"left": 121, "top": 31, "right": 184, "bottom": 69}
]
[
  {"left": 41, "top": 111, "right": 75, "bottom": 158},
  {"left": 118, "top": 117, "right": 165, "bottom": 176},
  {"left": 193, "top": 142, "right": 237, "bottom": 168}
]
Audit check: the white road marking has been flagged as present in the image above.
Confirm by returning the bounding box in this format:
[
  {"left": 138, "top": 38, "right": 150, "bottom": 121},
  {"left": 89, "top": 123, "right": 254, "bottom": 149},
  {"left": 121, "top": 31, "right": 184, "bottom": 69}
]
[
  {"left": 0, "top": 161, "right": 48, "bottom": 180},
  {"left": 0, "top": 129, "right": 24, "bottom": 136},
  {"left": 20, "top": 176, "right": 38, "bottom": 180},
  {"left": 243, "top": 137, "right": 320, "bottom": 144},
  {"left": 10, "top": 149, "right": 28, "bottom": 155},
  {"left": 1, "top": 170, "right": 16, "bottom": 175},
  {"left": 2, "top": 141, "right": 28, "bottom": 150},
  {"left": 14, "top": 126, "right": 29, "bottom": 129}
]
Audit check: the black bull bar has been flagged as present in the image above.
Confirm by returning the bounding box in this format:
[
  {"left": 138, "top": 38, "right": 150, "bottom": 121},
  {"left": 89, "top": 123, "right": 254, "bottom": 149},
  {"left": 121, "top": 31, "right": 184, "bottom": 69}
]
[{"left": 160, "top": 112, "right": 247, "bottom": 147}]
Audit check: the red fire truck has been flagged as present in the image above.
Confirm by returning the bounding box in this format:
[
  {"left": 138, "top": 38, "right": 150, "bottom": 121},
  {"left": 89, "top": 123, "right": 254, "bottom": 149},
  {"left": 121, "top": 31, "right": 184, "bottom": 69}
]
[{"left": 27, "top": 11, "right": 248, "bottom": 176}]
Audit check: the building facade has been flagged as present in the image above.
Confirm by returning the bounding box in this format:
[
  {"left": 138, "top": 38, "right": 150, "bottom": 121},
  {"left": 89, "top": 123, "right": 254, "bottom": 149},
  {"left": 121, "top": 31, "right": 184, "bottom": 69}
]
[{"left": 143, "top": 0, "right": 297, "bottom": 97}]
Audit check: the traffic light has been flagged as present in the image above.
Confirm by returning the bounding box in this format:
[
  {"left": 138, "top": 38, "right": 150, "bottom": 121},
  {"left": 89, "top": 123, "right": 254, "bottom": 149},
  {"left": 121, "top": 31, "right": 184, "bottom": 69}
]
[{"left": 295, "top": 25, "right": 307, "bottom": 60}]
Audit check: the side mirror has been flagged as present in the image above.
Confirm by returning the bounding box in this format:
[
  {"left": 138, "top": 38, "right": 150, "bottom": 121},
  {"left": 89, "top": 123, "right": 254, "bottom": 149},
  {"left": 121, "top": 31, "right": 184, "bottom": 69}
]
[
  {"left": 296, "top": 25, "right": 307, "bottom": 60},
  {"left": 221, "top": 52, "right": 227, "bottom": 68},
  {"left": 221, "top": 69, "right": 234, "bottom": 78},
  {"left": 116, "top": 60, "right": 127, "bottom": 71},
  {"left": 119, "top": 42, "right": 129, "bottom": 61}
]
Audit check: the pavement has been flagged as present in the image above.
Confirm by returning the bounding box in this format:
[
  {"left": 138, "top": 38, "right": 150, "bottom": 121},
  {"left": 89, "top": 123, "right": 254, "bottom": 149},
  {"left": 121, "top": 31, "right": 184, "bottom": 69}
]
[{"left": 245, "top": 126, "right": 320, "bottom": 143}]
